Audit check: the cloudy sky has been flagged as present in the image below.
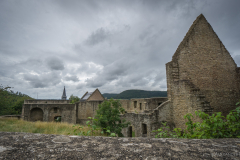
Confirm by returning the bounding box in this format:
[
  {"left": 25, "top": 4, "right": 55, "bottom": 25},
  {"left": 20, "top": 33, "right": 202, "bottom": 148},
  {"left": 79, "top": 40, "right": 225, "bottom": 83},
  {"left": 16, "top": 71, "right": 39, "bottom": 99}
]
[{"left": 1, "top": 0, "right": 240, "bottom": 99}]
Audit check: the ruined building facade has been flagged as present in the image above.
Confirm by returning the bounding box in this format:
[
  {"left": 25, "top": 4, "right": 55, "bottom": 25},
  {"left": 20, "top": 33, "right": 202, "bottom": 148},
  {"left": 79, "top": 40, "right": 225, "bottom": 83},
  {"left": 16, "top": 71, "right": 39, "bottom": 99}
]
[
  {"left": 121, "top": 14, "right": 240, "bottom": 137},
  {"left": 166, "top": 14, "right": 240, "bottom": 129},
  {"left": 22, "top": 14, "right": 240, "bottom": 138}
]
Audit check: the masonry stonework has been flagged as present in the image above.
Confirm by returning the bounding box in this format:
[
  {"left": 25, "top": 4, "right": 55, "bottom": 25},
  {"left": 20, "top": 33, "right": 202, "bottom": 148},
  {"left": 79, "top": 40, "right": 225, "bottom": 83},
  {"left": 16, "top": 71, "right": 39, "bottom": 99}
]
[
  {"left": 166, "top": 14, "right": 240, "bottom": 129},
  {"left": 22, "top": 100, "right": 76, "bottom": 123},
  {"left": 21, "top": 14, "right": 240, "bottom": 138}
]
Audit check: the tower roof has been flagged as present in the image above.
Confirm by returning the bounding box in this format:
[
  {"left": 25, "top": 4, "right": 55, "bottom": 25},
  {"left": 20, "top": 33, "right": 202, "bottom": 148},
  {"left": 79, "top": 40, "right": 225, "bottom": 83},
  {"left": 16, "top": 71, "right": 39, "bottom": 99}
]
[
  {"left": 80, "top": 89, "right": 105, "bottom": 101},
  {"left": 172, "top": 14, "right": 228, "bottom": 61},
  {"left": 61, "top": 86, "right": 67, "bottom": 100}
]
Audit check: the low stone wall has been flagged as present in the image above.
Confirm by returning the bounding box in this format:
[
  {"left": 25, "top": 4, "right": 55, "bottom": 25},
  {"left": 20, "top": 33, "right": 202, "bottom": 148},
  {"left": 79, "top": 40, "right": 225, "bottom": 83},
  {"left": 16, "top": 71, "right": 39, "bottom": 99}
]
[{"left": 0, "top": 132, "right": 240, "bottom": 159}]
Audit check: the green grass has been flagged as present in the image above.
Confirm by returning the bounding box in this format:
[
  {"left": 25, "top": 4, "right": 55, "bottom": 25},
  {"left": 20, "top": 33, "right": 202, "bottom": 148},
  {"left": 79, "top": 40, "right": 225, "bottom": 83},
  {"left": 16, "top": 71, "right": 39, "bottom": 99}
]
[
  {"left": 0, "top": 118, "right": 103, "bottom": 136},
  {"left": 132, "top": 131, "right": 135, "bottom": 137}
]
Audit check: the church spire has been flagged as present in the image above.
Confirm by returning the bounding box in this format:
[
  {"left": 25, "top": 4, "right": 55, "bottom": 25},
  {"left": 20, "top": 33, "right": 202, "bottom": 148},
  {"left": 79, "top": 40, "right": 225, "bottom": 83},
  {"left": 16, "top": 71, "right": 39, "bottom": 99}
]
[{"left": 61, "top": 86, "right": 67, "bottom": 100}]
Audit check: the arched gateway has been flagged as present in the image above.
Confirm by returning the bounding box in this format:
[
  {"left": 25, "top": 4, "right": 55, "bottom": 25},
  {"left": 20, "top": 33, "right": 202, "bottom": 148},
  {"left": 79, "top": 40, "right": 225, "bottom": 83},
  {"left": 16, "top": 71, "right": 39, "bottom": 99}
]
[{"left": 30, "top": 108, "right": 43, "bottom": 121}]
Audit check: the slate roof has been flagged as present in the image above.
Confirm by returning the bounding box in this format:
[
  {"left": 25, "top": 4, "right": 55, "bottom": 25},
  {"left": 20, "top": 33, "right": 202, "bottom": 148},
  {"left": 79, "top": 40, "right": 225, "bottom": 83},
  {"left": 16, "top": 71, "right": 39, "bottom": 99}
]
[
  {"left": 61, "top": 86, "right": 67, "bottom": 100},
  {"left": 81, "top": 92, "right": 93, "bottom": 100}
]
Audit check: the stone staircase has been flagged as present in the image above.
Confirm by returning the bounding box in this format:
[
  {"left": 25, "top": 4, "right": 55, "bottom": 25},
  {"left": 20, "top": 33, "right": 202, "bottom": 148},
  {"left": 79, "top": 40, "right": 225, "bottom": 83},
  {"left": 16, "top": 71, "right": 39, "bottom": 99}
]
[
  {"left": 187, "top": 81, "right": 213, "bottom": 114},
  {"left": 171, "top": 62, "right": 213, "bottom": 115}
]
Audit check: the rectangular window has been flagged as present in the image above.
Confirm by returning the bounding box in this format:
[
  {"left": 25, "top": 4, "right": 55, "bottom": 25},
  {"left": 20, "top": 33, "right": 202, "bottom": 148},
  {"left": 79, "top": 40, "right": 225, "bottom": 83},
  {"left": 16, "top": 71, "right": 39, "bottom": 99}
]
[
  {"left": 142, "top": 124, "right": 147, "bottom": 134},
  {"left": 134, "top": 101, "right": 137, "bottom": 108},
  {"left": 140, "top": 103, "right": 142, "bottom": 110}
]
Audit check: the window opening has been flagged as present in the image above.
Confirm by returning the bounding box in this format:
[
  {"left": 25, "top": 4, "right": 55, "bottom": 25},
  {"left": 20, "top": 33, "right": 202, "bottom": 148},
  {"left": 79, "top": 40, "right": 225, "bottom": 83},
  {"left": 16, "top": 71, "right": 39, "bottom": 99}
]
[
  {"left": 142, "top": 123, "right": 147, "bottom": 135},
  {"left": 134, "top": 101, "right": 137, "bottom": 108},
  {"left": 54, "top": 116, "right": 61, "bottom": 122},
  {"left": 54, "top": 107, "right": 58, "bottom": 113},
  {"left": 128, "top": 126, "right": 132, "bottom": 137}
]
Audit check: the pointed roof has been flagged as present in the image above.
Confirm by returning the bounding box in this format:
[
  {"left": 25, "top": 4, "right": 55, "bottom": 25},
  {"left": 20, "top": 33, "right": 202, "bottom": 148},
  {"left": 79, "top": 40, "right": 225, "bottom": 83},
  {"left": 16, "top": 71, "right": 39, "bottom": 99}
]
[
  {"left": 80, "top": 88, "right": 105, "bottom": 101},
  {"left": 172, "top": 14, "right": 228, "bottom": 61},
  {"left": 61, "top": 86, "right": 67, "bottom": 100}
]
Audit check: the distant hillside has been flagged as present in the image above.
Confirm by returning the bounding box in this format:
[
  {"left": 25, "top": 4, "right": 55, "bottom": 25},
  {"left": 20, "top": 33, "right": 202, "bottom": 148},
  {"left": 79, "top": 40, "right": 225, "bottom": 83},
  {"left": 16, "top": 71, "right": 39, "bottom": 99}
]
[
  {"left": 102, "top": 89, "right": 167, "bottom": 99},
  {"left": 0, "top": 85, "right": 34, "bottom": 115},
  {"left": 102, "top": 93, "right": 118, "bottom": 99}
]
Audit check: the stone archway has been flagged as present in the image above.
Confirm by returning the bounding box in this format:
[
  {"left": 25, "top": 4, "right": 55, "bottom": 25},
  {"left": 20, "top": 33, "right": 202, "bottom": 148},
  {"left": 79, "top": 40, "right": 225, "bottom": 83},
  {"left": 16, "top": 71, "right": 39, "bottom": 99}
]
[{"left": 30, "top": 108, "right": 43, "bottom": 122}]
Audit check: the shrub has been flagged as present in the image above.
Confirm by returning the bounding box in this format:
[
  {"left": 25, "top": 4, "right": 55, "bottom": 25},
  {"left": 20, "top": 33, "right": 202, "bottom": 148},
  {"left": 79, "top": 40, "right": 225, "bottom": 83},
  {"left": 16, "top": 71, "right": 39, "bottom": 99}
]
[
  {"left": 94, "top": 98, "right": 130, "bottom": 137},
  {"left": 153, "top": 106, "right": 240, "bottom": 139}
]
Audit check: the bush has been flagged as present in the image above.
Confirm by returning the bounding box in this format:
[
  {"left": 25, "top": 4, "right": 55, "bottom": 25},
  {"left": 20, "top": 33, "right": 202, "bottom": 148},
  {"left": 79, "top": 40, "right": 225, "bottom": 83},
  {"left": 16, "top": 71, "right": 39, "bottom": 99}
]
[
  {"left": 69, "top": 94, "right": 80, "bottom": 104},
  {"left": 153, "top": 106, "right": 240, "bottom": 139},
  {"left": 94, "top": 98, "right": 130, "bottom": 137}
]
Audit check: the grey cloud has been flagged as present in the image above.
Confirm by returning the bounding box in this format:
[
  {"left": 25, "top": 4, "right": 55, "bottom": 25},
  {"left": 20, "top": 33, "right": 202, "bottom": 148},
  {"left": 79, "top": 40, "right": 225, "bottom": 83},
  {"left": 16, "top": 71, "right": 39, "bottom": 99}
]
[
  {"left": 85, "top": 28, "right": 110, "bottom": 46},
  {"left": 0, "top": 0, "right": 239, "bottom": 98},
  {"left": 46, "top": 57, "right": 64, "bottom": 70},
  {"left": 85, "top": 78, "right": 105, "bottom": 88},
  {"left": 64, "top": 75, "right": 79, "bottom": 82},
  {"left": 76, "top": 83, "right": 85, "bottom": 89},
  {"left": 23, "top": 72, "right": 61, "bottom": 88},
  {"left": 133, "top": 78, "right": 149, "bottom": 87},
  {"left": 234, "top": 55, "right": 240, "bottom": 66}
]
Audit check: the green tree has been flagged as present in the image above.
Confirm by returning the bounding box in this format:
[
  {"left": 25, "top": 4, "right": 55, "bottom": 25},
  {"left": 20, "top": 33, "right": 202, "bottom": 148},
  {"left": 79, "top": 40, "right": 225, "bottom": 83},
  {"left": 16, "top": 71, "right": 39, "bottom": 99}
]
[
  {"left": 0, "top": 85, "right": 33, "bottom": 115},
  {"left": 0, "top": 85, "right": 16, "bottom": 115},
  {"left": 94, "top": 98, "right": 130, "bottom": 137},
  {"left": 12, "top": 99, "right": 24, "bottom": 114},
  {"left": 69, "top": 94, "right": 80, "bottom": 104}
]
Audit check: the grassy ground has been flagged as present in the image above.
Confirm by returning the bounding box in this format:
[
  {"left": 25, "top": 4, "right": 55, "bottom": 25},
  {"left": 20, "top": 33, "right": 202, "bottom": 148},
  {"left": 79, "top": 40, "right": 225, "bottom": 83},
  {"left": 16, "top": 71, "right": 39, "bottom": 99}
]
[{"left": 0, "top": 118, "right": 104, "bottom": 136}]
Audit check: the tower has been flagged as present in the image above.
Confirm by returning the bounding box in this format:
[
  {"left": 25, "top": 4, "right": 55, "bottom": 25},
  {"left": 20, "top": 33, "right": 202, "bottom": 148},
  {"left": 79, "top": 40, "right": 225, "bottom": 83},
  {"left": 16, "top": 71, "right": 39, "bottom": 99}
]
[
  {"left": 166, "top": 14, "right": 240, "bottom": 129},
  {"left": 61, "top": 86, "right": 67, "bottom": 100}
]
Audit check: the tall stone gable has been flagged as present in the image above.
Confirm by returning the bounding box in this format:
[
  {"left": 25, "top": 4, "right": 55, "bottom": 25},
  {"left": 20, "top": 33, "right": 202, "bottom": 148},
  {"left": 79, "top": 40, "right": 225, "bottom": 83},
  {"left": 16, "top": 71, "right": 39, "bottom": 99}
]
[{"left": 166, "top": 14, "right": 240, "bottom": 129}]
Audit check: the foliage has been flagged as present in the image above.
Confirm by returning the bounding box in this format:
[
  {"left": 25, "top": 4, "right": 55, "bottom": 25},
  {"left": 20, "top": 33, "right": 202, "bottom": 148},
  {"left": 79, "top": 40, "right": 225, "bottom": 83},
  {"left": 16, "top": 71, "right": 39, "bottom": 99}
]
[
  {"left": 71, "top": 117, "right": 102, "bottom": 136},
  {"left": 0, "top": 85, "right": 33, "bottom": 115},
  {"left": 55, "top": 117, "right": 61, "bottom": 122},
  {"left": 153, "top": 105, "right": 240, "bottom": 139},
  {"left": 94, "top": 98, "right": 130, "bottom": 137},
  {"left": 102, "top": 89, "right": 167, "bottom": 99},
  {"left": 69, "top": 94, "right": 80, "bottom": 104},
  {"left": 152, "top": 122, "right": 182, "bottom": 138},
  {"left": 69, "top": 117, "right": 118, "bottom": 137},
  {"left": 0, "top": 118, "right": 104, "bottom": 136},
  {"left": 12, "top": 99, "right": 24, "bottom": 114}
]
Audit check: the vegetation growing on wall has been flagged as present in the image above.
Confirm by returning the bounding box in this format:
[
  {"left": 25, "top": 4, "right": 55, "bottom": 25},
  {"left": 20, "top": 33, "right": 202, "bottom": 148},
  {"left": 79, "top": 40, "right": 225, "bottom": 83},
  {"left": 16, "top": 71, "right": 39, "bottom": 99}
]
[
  {"left": 94, "top": 98, "right": 130, "bottom": 137},
  {"left": 103, "top": 89, "right": 167, "bottom": 99},
  {"left": 0, "top": 85, "right": 33, "bottom": 115},
  {"left": 153, "top": 105, "right": 240, "bottom": 139},
  {"left": 69, "top": 94, "right": 80, "bottom": 104}
]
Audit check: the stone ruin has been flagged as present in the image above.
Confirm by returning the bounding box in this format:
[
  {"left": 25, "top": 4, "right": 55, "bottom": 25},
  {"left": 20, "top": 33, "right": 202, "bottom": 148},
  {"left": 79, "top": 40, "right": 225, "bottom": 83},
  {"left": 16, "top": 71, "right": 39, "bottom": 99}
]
[
  {"left": 22, "top": 14, "right": 240, "bottom": 138},
  {"left": 1, "top": 132, "right": 240, "bottom": 159}
]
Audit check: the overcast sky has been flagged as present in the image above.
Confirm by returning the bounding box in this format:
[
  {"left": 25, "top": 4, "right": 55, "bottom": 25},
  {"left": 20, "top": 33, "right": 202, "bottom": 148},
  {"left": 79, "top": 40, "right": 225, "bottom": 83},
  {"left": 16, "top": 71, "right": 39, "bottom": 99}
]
[{"left": 0, "top": 0, "right": 240, "bottom": 99}]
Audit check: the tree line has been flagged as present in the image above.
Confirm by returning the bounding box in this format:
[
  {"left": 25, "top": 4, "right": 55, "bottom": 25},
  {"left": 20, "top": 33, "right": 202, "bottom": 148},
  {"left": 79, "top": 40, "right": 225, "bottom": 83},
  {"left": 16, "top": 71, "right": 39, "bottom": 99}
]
[
  {"left": 0, "top": 85, "right": 33, "bottom": 116},
  {"left": 102, "top": 89, "right": 167, "bottom": 99}
]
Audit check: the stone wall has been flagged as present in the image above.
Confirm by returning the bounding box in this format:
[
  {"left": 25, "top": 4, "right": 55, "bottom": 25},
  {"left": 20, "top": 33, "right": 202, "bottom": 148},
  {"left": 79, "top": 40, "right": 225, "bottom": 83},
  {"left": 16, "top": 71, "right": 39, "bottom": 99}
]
[
  {"left": 121, "top": 100, "right": 172, "bottom": 138},
  {"left": 166, "top": 14, "right": 240, "bottom": 129},
  {"left": 87, "top": 89, "right": 105, "bottom": 101},
  {"left": 22, "top": 104, "right": 76, "bottom": 124},
  {"left": 119, "top": 98, "right": 167, "bottom": 113},
  {"left": 24, "top": 99, "right": 70, "bottom": 104},
  {"left": 1, "top": 132, "right": 240, "bottom": 159},
  {"left": 76, "top": 101, "right": 103, "bottom": 125}
]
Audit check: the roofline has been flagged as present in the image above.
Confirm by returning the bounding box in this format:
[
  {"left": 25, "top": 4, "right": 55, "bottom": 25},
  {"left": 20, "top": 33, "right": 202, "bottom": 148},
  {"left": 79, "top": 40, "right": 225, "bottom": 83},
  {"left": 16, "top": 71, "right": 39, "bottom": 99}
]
[
  {"left": 80, "top": 91, "right": 88, "bottom": 100},
  {"left": 86, "top": 88, "right": 105, "bottom": 101},
  {"left": 86, "top": 89, "right": 97, "bottom": 101}
]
